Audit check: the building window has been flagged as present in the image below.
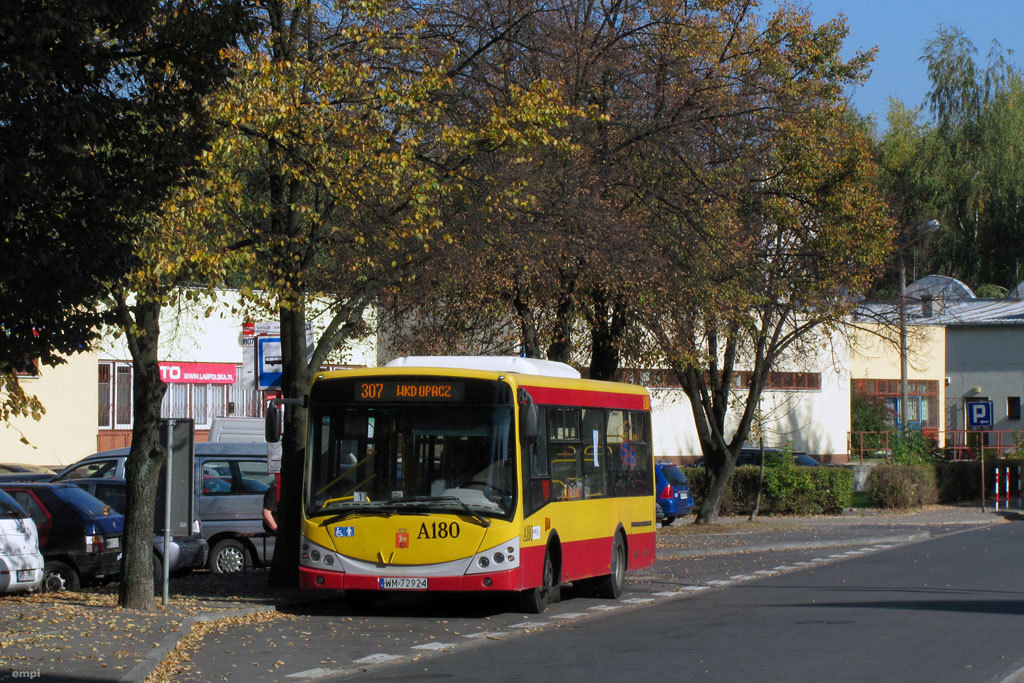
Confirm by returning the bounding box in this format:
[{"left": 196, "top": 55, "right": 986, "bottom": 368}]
[
  {"left": 114, "top": 364, "right": 134, "bottom": 429},
  {"left": 101, "top": 361, "right": 267, "bottom": 430},
  {"left": 1008, "top": 397, "right": 1021, "bottom": 421}
]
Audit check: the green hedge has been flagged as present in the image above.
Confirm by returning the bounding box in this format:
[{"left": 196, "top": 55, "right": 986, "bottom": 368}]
[{"left": 683, "top": 465, "right": 853, "bottom": 516}]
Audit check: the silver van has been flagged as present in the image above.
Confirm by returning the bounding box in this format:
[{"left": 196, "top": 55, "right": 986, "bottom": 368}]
[{"left": 53, "top": 442, "right": 274, "bottom": 574}]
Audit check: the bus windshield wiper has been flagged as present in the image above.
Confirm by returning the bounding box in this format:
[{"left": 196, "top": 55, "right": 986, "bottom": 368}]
[{"left": 402, "top": 496, "right": 491, "bottom": 527}]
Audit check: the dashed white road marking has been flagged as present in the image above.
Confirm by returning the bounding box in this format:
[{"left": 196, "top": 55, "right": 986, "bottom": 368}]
[
  {"left": 412, "top": 642, "right": 457, "bottom": 650},
  {"left": 550, "top": 612, "right": 588, "bottom": 619},
  {"left": 730, "top": 574, "right": 753, "bottom": 580},
  {"left": 463, "top": 631, "right": 509, "bottom": 639},
  {"left": 589, "top": 604, "right": 621, "bottom": 612},
  {"left": 623, "top": 597, "right": 655, "bottom": 604},
  {"left": 509, "top": 622, "right": 546, "bottom": 629},
  {"left": 353, "top": 654, "right": 403, "bottom": 665},
  {"left": 706, "top": 579, "right": 733, "bottom": 587},
  {"left": 287, "top": 668, "right": 338, "bottom": 679},
  {"left": 755, "top": 570, "right": 778, "bottom": 576}
]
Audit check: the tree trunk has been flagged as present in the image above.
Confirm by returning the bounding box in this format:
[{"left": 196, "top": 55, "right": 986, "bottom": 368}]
[
  {"left": 695, "top": 461, "right": 733, "bottom": 525},
  {"left": 268, "top": 303, "right": 311, "bottom": 588},
  {"left": 588, "top": 290, "right": 625, "bottom": 381},
  {"left": 119, "top": 300, "right": 167, "bottom": 610}
]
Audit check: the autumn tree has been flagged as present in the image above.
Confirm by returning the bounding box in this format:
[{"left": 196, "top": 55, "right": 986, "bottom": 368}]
[
  {"left": 386, "top": 1, "right": 891, "bottom": 524},
  {"left": 641, "top": 7, "right": 891, "bottom": 523},
  {"left": 201, "top": 0, "right": 567, "bottom": 586}
]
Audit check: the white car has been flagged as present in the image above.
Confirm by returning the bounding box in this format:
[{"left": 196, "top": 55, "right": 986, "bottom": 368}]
[{"left": 0, "top": 488, "right": 44, "bottom": 593}]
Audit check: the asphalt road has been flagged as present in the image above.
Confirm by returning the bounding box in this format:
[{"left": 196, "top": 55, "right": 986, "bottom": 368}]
[{"left": 337, "top": 523, "right": 1024, "bottom": 683}]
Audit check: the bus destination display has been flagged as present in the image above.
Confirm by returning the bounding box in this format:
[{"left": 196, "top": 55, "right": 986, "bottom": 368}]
[{"left": 356, "top": 381, "right": 465, "bottom": 402}]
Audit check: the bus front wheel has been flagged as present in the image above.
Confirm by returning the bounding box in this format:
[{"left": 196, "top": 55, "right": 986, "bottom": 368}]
[
  {"left": 593, "top": 533, "right": 625, "bottom": 599},
  {"left": 518, "top": 551, "right": 556, "bottom": 614}
]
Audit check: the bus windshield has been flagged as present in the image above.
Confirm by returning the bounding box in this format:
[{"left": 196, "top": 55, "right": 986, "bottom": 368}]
[{"left": 306, "top": 378, "right": 517, "bottom": 521}]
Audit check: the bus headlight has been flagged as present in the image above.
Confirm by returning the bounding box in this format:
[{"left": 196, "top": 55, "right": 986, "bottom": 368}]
[{"left": 466, "top": 537, "right": 520, "bottom": 575}]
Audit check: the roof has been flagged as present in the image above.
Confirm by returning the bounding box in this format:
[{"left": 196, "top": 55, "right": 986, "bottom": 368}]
[
  {"left": 384, "top": 356, "right": 582, "bottom": 379},
  {"left": 857, "top": 275, "right": 1024, "bottom": 328}
]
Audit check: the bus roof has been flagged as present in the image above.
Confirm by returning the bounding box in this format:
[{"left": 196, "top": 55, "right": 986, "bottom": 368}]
[{"left": 384, "top": 356, "right": 581, "bottom": 379}]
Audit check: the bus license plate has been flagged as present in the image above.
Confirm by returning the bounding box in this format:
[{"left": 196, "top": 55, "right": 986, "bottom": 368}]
[
  {"left": 379, "top": 577, "right": 427, "bottom": 590},
  {"left": 17, "top": 570, "right": 34, "bottom": 582}
]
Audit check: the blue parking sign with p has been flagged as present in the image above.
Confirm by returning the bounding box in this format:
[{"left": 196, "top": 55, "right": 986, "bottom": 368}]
[{"left": 967, "top": 400, "right": 992, "bottom": 427}]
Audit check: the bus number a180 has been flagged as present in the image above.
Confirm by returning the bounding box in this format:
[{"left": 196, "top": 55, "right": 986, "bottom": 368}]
[{"left": 417, "top": 521, "right": 460, "bottom": 539}]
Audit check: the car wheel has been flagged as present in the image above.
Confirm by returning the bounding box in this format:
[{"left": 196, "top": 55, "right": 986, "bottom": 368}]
[
  {"left": 209, "top": 539, "right": 248, "bottom": 574},
  {"left": 42, "top": 561, "right": 80, "bottom": 593},
  {"left": 662, "top": 516, "right": 675, "bottom": 526},
  {"left": 593, "top": 532, "right": 625, "bottom": 599},
  {"left": 519, "top": 549, "right": 557, "bottom": 614}
]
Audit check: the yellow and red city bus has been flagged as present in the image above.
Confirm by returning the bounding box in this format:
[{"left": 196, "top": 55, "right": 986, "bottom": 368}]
[{"left": 295, "top": 356, "right": 655, "bottom": 612}]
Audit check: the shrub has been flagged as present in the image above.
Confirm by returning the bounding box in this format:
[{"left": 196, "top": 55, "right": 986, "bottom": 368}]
[
  {"left": 683, "top": 463, "right": 854, "bottom": 516},
  {"left": 890, "top": 431, "right": 936, "bottom": 465},
  {"left": 934, "top": 461, "right": 979, "bottom": 503},
  {"left": 867, "top": 464, "right": 938, "bottom": 508}
]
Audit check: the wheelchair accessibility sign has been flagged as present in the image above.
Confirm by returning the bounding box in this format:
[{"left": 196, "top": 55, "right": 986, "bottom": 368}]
[{"left": 967, "top": 400, "right": 993, "bottom": 428}]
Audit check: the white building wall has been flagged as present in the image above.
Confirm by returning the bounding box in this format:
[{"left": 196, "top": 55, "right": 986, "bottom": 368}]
[{"left": 650, "top": 328, "right": 851, "bottom": 460}]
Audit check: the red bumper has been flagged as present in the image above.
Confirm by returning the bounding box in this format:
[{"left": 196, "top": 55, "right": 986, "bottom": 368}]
[{"left": 298, "top": 565, "right": 522, "bottom": 591}]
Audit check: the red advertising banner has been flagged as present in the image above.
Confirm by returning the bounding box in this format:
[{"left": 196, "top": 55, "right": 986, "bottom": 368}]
[{"left": 159, "top": 362, "right": 237, "bottom": 384}]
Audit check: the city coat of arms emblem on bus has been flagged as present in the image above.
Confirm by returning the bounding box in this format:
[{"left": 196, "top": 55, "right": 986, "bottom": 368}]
[{"left": 396, "top": 529, "right": 409, "bottom": 548}]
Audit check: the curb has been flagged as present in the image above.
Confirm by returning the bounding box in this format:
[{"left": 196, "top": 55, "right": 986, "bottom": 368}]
[{"left": 121, "top": 605, "right": 277, "bottom": 683}]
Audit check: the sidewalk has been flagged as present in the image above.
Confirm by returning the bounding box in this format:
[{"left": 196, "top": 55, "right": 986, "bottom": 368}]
[{"left": 0, "top": 505, "right": 1009, "bottom": 683}]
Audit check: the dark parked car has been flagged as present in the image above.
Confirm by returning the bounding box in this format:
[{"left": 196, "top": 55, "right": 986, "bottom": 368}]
[
  {"left": 53, "top": 442, "right": 274, "bottom": 574},
  {"left": 68, "top": 478, "right": 207, "bottom": 578},
  {"left": 655, "top": 462, "right": 693, "bottom": 525},
  {"left": 691, "top": 448, "right": 821, "bottom": 468},
  {"left": 0, "top": 463, "right": 56, "bottom": 483},
  {"left": 0, "top": 483, "right": 123, "bottom": 592}
]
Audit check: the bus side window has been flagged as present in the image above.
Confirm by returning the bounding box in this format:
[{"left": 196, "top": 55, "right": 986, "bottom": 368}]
[
  {"left": 606, "top": 409, "right": 629, "bottom": 497},
  {"left": 524, "top": 407, "right": 550, "bottom": 516},
  {"left": 548, "top": 408, "right": 581, "bottom": 500},
  {"left": 629, "top": 411, "right": 653, "bottom": 496},
  {"left": 581, "top": 408, "right": 606, "bottom": 498}
]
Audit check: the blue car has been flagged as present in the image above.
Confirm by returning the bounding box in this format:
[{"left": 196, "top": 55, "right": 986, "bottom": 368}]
[{"left": 655, "top": 462, "right": 693, "bottom": 525}]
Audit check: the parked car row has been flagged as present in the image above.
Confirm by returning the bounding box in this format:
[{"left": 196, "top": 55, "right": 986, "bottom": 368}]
[
  {"left": 0, "top": 483, "right": 121, "bottom": 592},
  {"left": 0, "top": 439, "right": 273, "bottom": 594},
  {"left": 50, "top": 442, "right": 275, "bottom": 575}
]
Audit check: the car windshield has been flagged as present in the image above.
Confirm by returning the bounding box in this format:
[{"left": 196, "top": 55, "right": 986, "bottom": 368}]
[
  {"left": 0, "top": 489, "right": 27, "bottom": 519},
  {"left": 57, "top": 486, "right": 120, "bottom": 519},
  {"left": 306, "top": 377, "right": 517, "bottom": 521},
  {"left": 660, "top": 465, "right": 687, "bottom": 486}
]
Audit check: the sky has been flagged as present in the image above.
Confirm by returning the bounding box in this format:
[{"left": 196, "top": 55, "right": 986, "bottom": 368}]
[{"left": 779, "top": 0, "right": 1024, "bottom": 129}]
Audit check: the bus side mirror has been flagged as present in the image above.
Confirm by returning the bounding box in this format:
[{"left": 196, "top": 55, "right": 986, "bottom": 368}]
[
  {"left": 518, "top": 388, "right": 538, "bottom": 443},
  {"left": 265, "top": 405, "right": 281, "bottom": 444}
]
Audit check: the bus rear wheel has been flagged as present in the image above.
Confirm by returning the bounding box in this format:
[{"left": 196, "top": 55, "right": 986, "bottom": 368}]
[
  {"left": 593, "top": 533, "right": 625, "bottom": 599},
  {"left": 518, "top": 551, "right": 556, "bottom": 614}
]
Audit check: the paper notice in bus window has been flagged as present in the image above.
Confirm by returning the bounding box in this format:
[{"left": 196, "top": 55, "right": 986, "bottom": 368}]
[
  {"left": 592, "top": 430, "right": 599, "bottom": 466},
  {"left": 532, "top": 526, "right": 541, "bottom": 541}
]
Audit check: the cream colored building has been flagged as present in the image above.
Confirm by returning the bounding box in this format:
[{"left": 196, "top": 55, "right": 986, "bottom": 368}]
[
  {"left": 848, "top": 320, "right": 947, "bottom": 450},
  {"left": 2, "top": 350, "right": 100, "bottom": 468}
]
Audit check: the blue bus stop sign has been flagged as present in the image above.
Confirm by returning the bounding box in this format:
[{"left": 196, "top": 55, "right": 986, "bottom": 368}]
[{"left": 967, "top": 400, "right": 993, "bottom": 428}]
